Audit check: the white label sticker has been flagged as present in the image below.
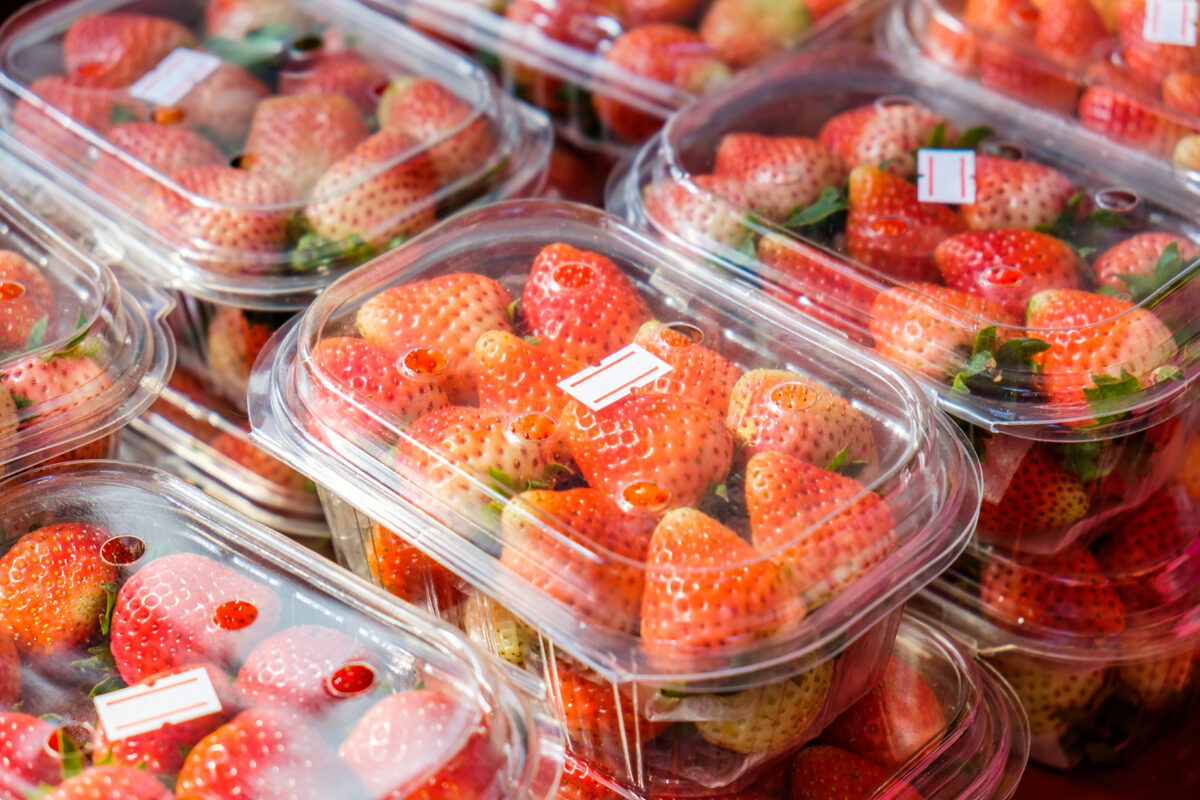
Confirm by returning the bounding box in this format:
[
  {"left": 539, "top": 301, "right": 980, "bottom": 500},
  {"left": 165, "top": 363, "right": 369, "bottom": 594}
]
[
  {"left": 1144, "top": 0, "right": 1199, "bottom": 45},
  {"left": 94, "top": 667, "right": 223, "bottom": 741},
  {"left": 559, "top": 344, "right": 673, "bottom": 411},
  {"left": 129, "top": 48, "right": 222, "bottom": 106},
  {"left": 917, "top": 149, "right": 977, "bottom": 204}
]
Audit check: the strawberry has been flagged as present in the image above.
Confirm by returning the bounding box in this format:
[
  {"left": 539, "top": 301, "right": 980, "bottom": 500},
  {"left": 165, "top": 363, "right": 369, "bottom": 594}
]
[
  {"left": 564, "top": 395, "right": 733, "bottom": 512},
  {"left": 500, "top": 488, "right": 655, "bottom": 633},
  {"left": 475, "top": 330, "right": 585, "bottom": 422},
  {"left": 699, "top": 0, "right": 811, "bottom": 69},
  {"left": 556, "top": 759, "right": 627, "bottom": 800},
  {"left": 87, "top": 122, "right": 224, "bottom": 208},
  {"left": 625, "top": 0, "right": 707, "bottom": 25},
  {"left": 235, "top": 625, "right": 380, "bottom": 716},
  {"left": 712, "top": 134, "right": 845, "bottom": 220},
  {"left": 378, "top": 77, "right": 499, "bottom": 185},
  {"left": 592, "top": 26, "right": 731, "bottom": 142},
  {"left": 1163, "top": 71, "right": 1200, "bottom": 118},
  {"left": 987, "top": 652, "right": 1107, "bottom": 739},
  {"left": 242, "top": 94, "right": 370, "bottom": 198},
  {"left": 1077, "top": 65, "right": 1192, "bottom": 156},
  {"left": 1092, "top": 232, "right": 1200, "bottom": 297},
  {"left": 110, "top": 552, "right": 280, "bottom": 684},
  {"left": 1026, "top": 289, "right": 1175, "bottom": 406},
  {"left": 0, "top": 523, "right": 116, "bottom": 662},
  {"left": 789, "top": 745, "right": 924, "bottom": 800},
  {"left": 641, "top": 174, "right": 760, "bottom": 252},
  {"left": 934, "top": 229, "right": 1084, "bottom": 317},
  {"left": 368, "top": 523, "right": 461, "bottom": 610},
  {"left": 959, "top": 156, "right": 1077, "bottom": 230},
  {"left": 63, "top": 13, "right": 195, "bottom": 88},
  {"left": 0, "top": 713, "right": 60, "bottom": 799},
  {"left": 0, "top": 250, "right": 53, "bottom": 351},
  {"left": 631, "top": 320, "right": 743, "bottom": 414},
  {"left": 550, "top": 661, "right": 670, "bottom": 755},
  {"left": 1116, "top": 0, "right": 1200, "bottom": 84},
  {"left": 1115, "top": 653, "right": 1195, "bottom": 709},
  {"left": 281, "top": 51, "right": 389, "bottom": 115},
  {"left": 212, "top": 428, "right": 312, "bottom": 492},
  {"left": 144, "top": 165, "right": 295, "bottom": 275},
  {"left": 1176, "top": 132, "right": 1200, "bottom": 170},
  {"left": 12, "top": 75, "right": 147, "bottom": 165},
  {"left": 0, "top": 632, "right": 16, "bottom": 705},
  {"left": 1181, "top": 431, "right": 1200, "bottom": 501},
  {"left": 520, "top": 243, "right": 652, "bottom": 365},
  {"left": 461, "top": 592, "right": 536, "bottom": 668},
  {"left": 338, "top": 690, "right": 501, "bottom": 800},
  {"left": 641, "top": 508, "right": 804, "bottom": 664},
  {"left": 169, "top": 61, "right": 269, "bottom": 148},
  {"left": 206, "top": 0, "right": 312, "bottom": 39},
  {"left": 1, "top": 353, "right": 112, "bottom": 423},
  {"left": 922, "top": 13, "right": 980, "bottom": 73},
  {"left": 696, "top": 663, "right": 834, "bottom": 753},
  {"left": 1033, "top": 0, "right": 1112, "bottom": 69},
  {"left": 977, "top": 444, "right": 1089, "bottom": 538},
  {"left": 44, "top": 764, "right": 171, "bottom": 800},
  {"left": 1093, "top": 487, "right": 1199, "bottom": 608},
  {"left": 868, "top": 283, "right": 1020, "bottom": 381},
  {"left": 818, "top": 101, "right": 955, "bottom": 177},
  {"left": 822, "top": 655, "right": 947, "bottom": 769},
  {"left": 977, "top": 37, "right": 1081, "bottom": 114},
  {"left": 746, "top": 451, "right": 895, "bottom": 604},
  {"left": 544, "top": 143, "right": 608, "bottom": 206},
  {"left": 845, "top": 165, "right": 965, "bottom": 283},
  {"left": 0, "top": 389, "right": 15, "bottom": 468},
  {"left": 204, "top": 306, "right": 277, "bottom": 409},
  {"left": 356, "top": 273, "right": 513, "bottom": 404},
  {"left": 980, "top": 545, "right": 1126, "bottom": 635},
  {"left": 964, "top": 0, "right": 1041, "bottom": 36},
  {"left": 177, "top": 708, "right": 354, "bottom": 799},
  {"left": 304, "top": 129, "right": 439, "bottom": 248}
]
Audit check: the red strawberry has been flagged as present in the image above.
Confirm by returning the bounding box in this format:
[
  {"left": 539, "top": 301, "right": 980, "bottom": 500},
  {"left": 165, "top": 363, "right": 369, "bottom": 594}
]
[
  {"left": 169, "top": 61, "right": 270, "bottom": 147},
  {"left": 206, "top": 0, "right": 312, "bottom": 39},
  {"left": 1026, "top": 288, "right": 1175, "bottom": 406},
  {"left": 544, "top": 143, "right": 608, "bottom": 206},
  {"left": 1078, "top": 66, "right": 1192, "bottom": 156},
  {"left": 642, "top": 174, "right": 760, "bottom": 251},
  {"left": 204, "top": 306, "right": 277, "bottom": 409},
  {"left": 592, "top": 26, "right": 731, "bottom": 142},
  {"left": 699, "top": 0, "right": 812, "bottom": 69},
  {"left": 964, "top": 0, "right": 1041, "bottom": 36},
  {"left": 210, "top": 430, "right": 312, "bottom": 493},
  {"left": 631, "top": 320, "right": 743, "bottom": 414},
  {"left": 1092, "top": 232, "right": 1200, "bottom": 295},
  {"left": 845, "top": 165, "right": 966, "bottom": 283},
  {"left": 0, "top": 389, "right": 14, "bottom": 468},
  {"left": 87, "top": 122, "right": 224, "bottom": 208},
  {"left": 1116, "top": 0, "right": 1200, "bottom": 84},
  {"left": 243, "top": 94, "right": 370, "bottom": 198},
  {"left": 818, "top": 101, "right": 955, "bottom": 177},
  {"left": 338, "top": 690, "right": 502, "bottom": 800},
  {"left": 0, "top": 713, "right": 60, "bottom": 799},
  {"left": 959, "top": 155, "right": 1077, "bottom": 230},
  {"left": 145, "top": 165, "right": 295, "bottom": 275},
  {"left": 789, "top": 745, "right": 924, "bottom": 800},
  {"left": 176, "top": 708, "right": 354, "bottom": 799},
  {"left": 1180, "top": 430, "right": 1200, "bottom": 501},
  {"left": 0, "top": 632, "right": 16, "bottom": 705},
  {"left": 44, "top": 764, "right": 171, "bottom": 800},
  {"left": 63, "top": 13, "right": 195, "bottom": 88},
  {"left": 1163, "top": 71, "right": 1200, "bottom": 118},
  {"left": 713, "top": 134, "right": 845, "bottom": 220},
  {"left": 934, "top": 229, "right": 1084, "bottom": 317},
  {"left": 474, "top": 330, "right": 584, "bottom": 422},
  {"left": 746, "top": 451, "right": 895, "bottom": 605},
  {"left": 367, "top": 523, "right": 461, "bottom": 610},
  {"left": 1033, "top": 0, "right": 1112, "bottom": 69},
  {"left": 356, "top": 273, "right": 513, "bottom": 404},
  {"left": 110, "top": 552, "right": 281, "bottom": 684},
  {"left": 922, "top": 13, "right": 980, "bottom": 73},
  {"left": 868, "top": 283, "right": 1020, "bottom": 381},
  {"left": 550, "top": 660, "right": 671, "bottom": 755},
  {"left": 641, "top": 508, "right": 804, "bottom": 663},
  {"left": 977, "top": 444, "right": 1090, "bottom": 538},
  {"left": 0, "top": 250, "right": 54, "bottom": 351},
  {"left": 235, "top": 625, "right": 380, "bottom": 715},
  {"left": 979, "top": 40, "right": 1081, "bottom": 113},
  {"left": 727, "top": 369, "right": 877, "bottom": 470},
  {"left": 12, "top": 75, "right": 147, "bottom": 165},
  {"left": 1093, "top": 487, "right": 1200, "bottom": 608},
  {"left": 304, "top": 129, "right": 439, "bottom": 248},
  {"left": 556, "top": 758, "right": 628, "bottom": 800},
  {"left": 625, "top": 0, "right": 707, "bottom": 25},
  {"left": 281, "top": 51, "right": 389, "bottom": 115},
  {"left": 378, "top": 77, "right": 499, "bottom": 185},
  {"left": 500, "top": 488, "right": 655, "bottom": 633},
  {"left": 822, "top": 655, "right": 947, "bottom": 768},
  {"left": 0, "top": 523, "right": 116, "bottom": 661},
  {"left": 520, "top": 243, "right": 652, "bottom": 365},
  {"left": 979, "top": 545, "right": 1126, "bottom": 635}
]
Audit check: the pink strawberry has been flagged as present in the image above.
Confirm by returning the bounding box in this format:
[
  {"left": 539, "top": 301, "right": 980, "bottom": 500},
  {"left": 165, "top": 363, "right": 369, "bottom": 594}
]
[
  {"left": 959, "top": 155, "right": 1077, "bottom": 230},
  {"left": 204, "top": 305, "right": 277, "bottom": 409},
  {"left": 1, "top": 354, "right": 112, "bottom": 424},
  {"left": 934, "top": 229, "right": 1084, "bottom": 317},
  {"left": 746, "top": 451, "right": 896, "bottom": 605},
  {"left": 242, "top": 94, "right": 370, "bottom": 198},
  {"left": 211, "top": 429, "right": 313, "bottom": 494},
  {"left": 12, "top": 75, "right": 148, "bottom": 165},
  {"left": 641, "top": 173, "right": 760, "bottom": 251},
  {"left": 789, "top": 745, "right": 923, "bottom": 800},
  {"left": 1033, "top": 0, "right": 1112, "bottom": 69},
  {"left": 235, "top": 625, "right": 380, "bottom": 715},
  {"left": 845, "top": 165, "right": 966, "bottom": 283},
  {"left": 0, "top": 250, "right": 54, "bottom": 350},
  {"left": 170, "top": 61, "right": 270, "bottom": 147},
  {"left": 63, "top": 13, "right": 195, "bottom": 88},
  {"left": 1092, "top": 232, "right": 1200, "bottom": 296},
  {"left": 0, "top": 632, "right": 16, "bottom": 705},
  {"left": 520, "top": 243, "right": 652, "bottom": 365},
  {"left": 44, "top": 765, "right": 171, "bottom": 800},
  {"left": 1078, "top": 66, "right": 1192, "bottom": 157},
  {"left": 699, "top": 0, "right": 812, "bottom": 69},
  {"left": 1116, "top": 0, "right": 1200, "bottom": 84},
  {"left": 474, "top": 330, "right": 584, "bottom": 421},
  {"left": 87, "top": 122, "right": 224, "bottom": 208},
  {"left": 378, "top": 77, "right": 499, "bottom": 185},
  {"left": 1093, "top": 487, "right": 1200, "bottom": 608},
  {"left": 110, "top": 552, "right": 281, "bottom": 684},
  {"left": 0, "top": 713, "right": 60, "bottom": 799},
  {"left": 963, "top": 0, "right": 1041, "bottom": 36},
  {"left": 563, "top": 394, "right": 734, "bottom": 512},
  {"left": 979, "top": 545, "right": 1126, "bottom": 635},
  {"left": 922, "top": 13, "right": 980, "bottom": 73},
  {"left": 631, "top": 320, "right": 743, "bottom": 414},
  {"left": 500, "top": 488, "right": 655, "bottom": 633},
  {"left": 976, "top": 444, "right": 1090, "bottom": 538},
  {"left": 713, "top": 134, "right": 845, "bottom": 220},
  {"left": 281, "top": 51, "right": 389, "bottom": 115},
  {"left": 145, "top": 165, "right": 295, "bottom": 275},
  {"left": 1163, "top": 71, "right": 1200, "bottom": 118},
  {"left": 727, "top": 369, "right": 878, "bottom": 470},
  {"left": 206, "top": 0, "right": 312, "bottom": 39},
  {"left": 0, "top": 523, "right": 117, "bottom": 662},
  {"left": 625, "top": 0, "right": 707, "bottom": 24},
  {"left": 978, "top": 41, "right": 1082, "bottom": 114},
  {"left": 356, "top": 273, "right": 513, "bottom": 404},
  {"left": 641, "top": 508, "right": 804, "bottom": 665},
  {"left": 818, "top": 101, "right": 955, "bottom": 177}
]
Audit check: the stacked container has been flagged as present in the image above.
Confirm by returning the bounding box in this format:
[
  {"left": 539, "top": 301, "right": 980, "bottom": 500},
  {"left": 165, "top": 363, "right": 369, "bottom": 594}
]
[{"left": 247, "top": 199, "right": 982, "bottom": 795}]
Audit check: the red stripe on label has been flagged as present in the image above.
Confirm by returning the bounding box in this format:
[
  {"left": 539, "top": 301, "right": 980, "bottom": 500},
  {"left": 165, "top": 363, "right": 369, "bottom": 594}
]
[
  {"left": 593, "top": 367, "right": 660, "bottom": 403},
  {"left": 114, "top": 701, "right": 209, "bottom": 731},
  {"left": 107, "top": 676, "right": 199, "bottom": 706},
  {"left": 566, "top": 350, "right": 636, "bottom": 387}
]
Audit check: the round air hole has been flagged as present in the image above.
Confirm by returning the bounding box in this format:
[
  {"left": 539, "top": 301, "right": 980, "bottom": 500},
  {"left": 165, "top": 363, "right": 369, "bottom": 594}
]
[
  {"left": 212, "top": 600, "right": 258, "bottom": 631},
  {"left": 1095, "top": 187, "right": 1141, "bottom": 214},
  {"left": 401, "top": 347, "right": 448, "bottom": 378},
  {"left": 622, "top": 481, "right": 672, "bottom": 514},
  {"left": 327, "top": 662, "right": 377, "bottom": 698},
  {"left": 100, "top": 535, "right": 146, "bottom": 567},
  {"left": 658, "top": 322, "right": 703, "bottom": 347}
]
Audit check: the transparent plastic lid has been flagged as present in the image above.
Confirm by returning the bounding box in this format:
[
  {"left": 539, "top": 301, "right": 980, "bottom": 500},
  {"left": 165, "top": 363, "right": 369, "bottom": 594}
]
[
  {"left": 248, "top": 199, "right": 980, "bottom": 689},
  {"left": 0, "top": 182, "right": 173, "bottom": 478},
  {"left": 0, "top": 0, "right": 551, "bottom": 309},
  {"left": 0, "top": 460, "right": 562, "bottom": 799},
  {"left": 609, "top": 44, "right": 1200, "bottom": 440}
]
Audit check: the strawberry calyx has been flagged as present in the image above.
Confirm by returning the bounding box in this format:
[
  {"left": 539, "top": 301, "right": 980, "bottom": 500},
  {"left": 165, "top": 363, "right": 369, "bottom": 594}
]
[
  {"left": 923, "top": 123, "right": 994, "bottom": 151},
  {"left": 783, "top": 185, "right": 847, "bottom": 229},
  {"left": 1035, "top": 191, "right": 1132, "bottom": 241},
  {"left": 204, "top": 24, "right": 305, "bottom": 77},
  {"left": 951, "top": 326, "right": 1051, "bottom": 400},
  {"left": 1111, "top": 241, "right": 1198, "bottom": 303},
  {"left": 1057, "top": 440, "right": 1112, "bottom": 483},
  {"left": 290, "top": 232, "right": 379, "bottom": 272},
  {"left": 825, "top": 445, "right": 867, "bottom": 479},
  {"left": 109, "top": 104, "right": 138, "bottom": 126}
]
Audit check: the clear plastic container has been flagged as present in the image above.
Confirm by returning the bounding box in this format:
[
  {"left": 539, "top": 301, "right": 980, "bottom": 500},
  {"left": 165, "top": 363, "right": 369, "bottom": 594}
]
[
  {"left": 0, "top": 178, "right": 173, "bottom": 479},
  {"left": 247, "top": 199, "right": 981, "bottom": 795},
  {"left": 0, "top": 460, "right": 563, "bottom": 799},
  {"left": 0, "top": 0, "right": 552, "bottom": 309},
  {"left": 608, "top": 43, "right": 1200, "bottom": 554},
  {"left": 367, "top": 0, "right": 888, "bottom": 154}
]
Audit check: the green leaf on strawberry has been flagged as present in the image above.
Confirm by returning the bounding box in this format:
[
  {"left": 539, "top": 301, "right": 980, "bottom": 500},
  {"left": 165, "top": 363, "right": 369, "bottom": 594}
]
[
  {"left": 290, "top": 232, "right": 375, "bottom": 272},
  {"left": 784, "top": 186, "right": 847, "bottom": 228},
  {"left": 1116, "top": 242, "right": 1195, "bottom": 303},
  {"left": 24, "top": 315, "right": 47, "bottom": 351},
  {"left": 825, "top": 445, "right": 867, "bottom": 479},
  {"left": 951, "top": 326, "right": 1050, "bottom": 400},
  {"left": 203, "top": 24, "right": 298, "bottom": 76},
  {"left": 924, "top": 123, "right": 948, "bottom": 149},
  {"left": 1082, "top": 369, "right": 1142, "bottom": 424},
  {"left": 1058, "top": 440, "right": 1111, "bottom": 483},
  {"left": 955, "top": 125, "right": 995, "bottom": 149},
  {"left": 109, "top": 104, "right": 137, "bottom": 125},
  {"left": 99, "top": 581, "right": 117, "bottom": 637}
]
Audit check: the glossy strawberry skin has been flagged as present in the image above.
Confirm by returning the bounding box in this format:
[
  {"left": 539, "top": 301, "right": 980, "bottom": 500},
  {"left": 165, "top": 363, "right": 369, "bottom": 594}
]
[
  {"left": 642, "top": 173, "right": 760, "bottom": 251},
  {"left": 368, "top": 524, "right": 461, "bottom": 610},
  {"left": 789, "top": 744, "right": 923, "bottom": 800},
  {"left": 631, "top": 320, "right": 743, "bottom": 414},
  {"left": 63, "top": 13, "right": 195, "bottom": 88},
  {"left": 45, "top": 764, "right": 172, "bottom": 800},
  {"left": 87, "top": 122, "right": 224, "bottom": 209},
  {"left": 713, "top": 134, "right": 845, "bottom": 220},
  {"left": 549, "top": 661, "right": 671, "bottom": 762},
  {"left": 1093, "top": 487, "right": 1200, "bottom": 609},
  {"left": 1115, "top": 0, "right": 1200, "bottom": 84},
  {"left": 0, "top": 632, "right": 16, "bottom": 706},
  {"left": 1092, "top": 233, "right": 1200, "bottom": 295},
  {"left": 280, "top": 51, "right": 389, "bottom": 116},
  {"left": 204, "top": 305, "right": 276, "bottom": 408},
  {"left": 699, "top": 0, "right": 812, "bottom": 69},
  {"left": 0, "top": 712, "right": 61, "bottom": 799},
  {"left": 0, "top": 250, "right": 54, "bottom": 351},
  {"left": 171, "top": 61, "right": 269, "bottom": 147},
  {"left": 959, "top": 155, "right": 1077, "bottom": 231},
  {"left": 12, "top": 75, "right": 148, "bottom": 165},
  {"left": 474, "top": 330, "right": 584, "bottom": 422},
  {"left": 1077, "top": 79, "right": 1192, "bottom": 158},
  {"left": 1033, "top": 0, "right": 1111, "bottom": 70},
  {"left": 979, "top": 546, "right": 1126, "bottom": 636},
  {"left": 378, "top": 77, "right": 499, "bottom": 185},
  {"left": 1163, "top": 72, "right": 1200, "bottom": 118},
  {"left": 976, "top": 444, "right": 1090, "bottom": 539},
  {"left": 818, "top": 102, "right": 954, "bottom": 177}
]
